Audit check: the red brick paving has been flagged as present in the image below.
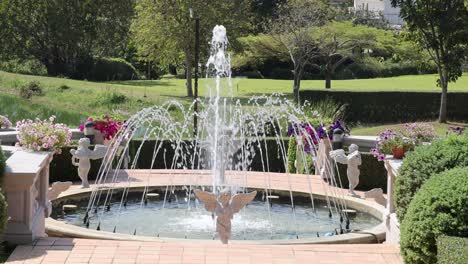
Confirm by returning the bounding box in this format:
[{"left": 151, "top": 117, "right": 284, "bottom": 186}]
[
  {"left": 6, "top": 237, "right": 402, "bottom": 264},
  {"left": 7, "top": 170, "right": 398, "bottom": 263}
]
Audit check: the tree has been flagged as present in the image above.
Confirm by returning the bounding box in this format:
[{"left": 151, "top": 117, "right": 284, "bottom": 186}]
[
  {"left": 267, "top": 0, "right": 334, "bottom": 104},
  {"left": 0, "top": 0, "right": 134, "bottom": 79},
  {"left": 315, "top": 22, "right": 378, "bottom": 88},
  {"left": 391, "top": 0, "right": 468, "bottom": 123},
  {"left": 132, "top": 0, "right": 252, "bottom": 97}
]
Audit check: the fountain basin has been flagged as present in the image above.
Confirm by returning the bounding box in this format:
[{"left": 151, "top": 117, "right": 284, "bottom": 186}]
[{"left": 47, "top": 170, "right": 386, "bottom": 244}]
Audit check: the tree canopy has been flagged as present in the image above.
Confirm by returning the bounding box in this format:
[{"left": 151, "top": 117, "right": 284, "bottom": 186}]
[
  {"left": 0, "top": 0, "right": 134, "bottom": 79},
  {"left": 391, "top": 0, "right": 468, "bottom": 122},
  {"left": 132, "top": 0, "right": 252, "bottom": 97}
]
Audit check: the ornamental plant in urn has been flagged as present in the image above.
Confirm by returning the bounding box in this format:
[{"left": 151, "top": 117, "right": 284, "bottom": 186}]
[
  {"left": 79, "top": 116, "right": 122, "bottom": 145},
  {"left": 16, "top": 116, "right": 72, "bottom": 153},
  {"left": 371, "top": 129, "right": 415, "bottom": 160}
]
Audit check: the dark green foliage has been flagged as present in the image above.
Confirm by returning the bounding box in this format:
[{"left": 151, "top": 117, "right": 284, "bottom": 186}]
[
  {"left": 0, "top": 146, "right": 5, "bottom": 179},
  {"left": 437, "top": 236, "right": 468, "bottom": 264},
  {"left": 50, "top": 139, "right": 386, "bottom": 189},
  {"left": 300, "top": 90, "right": 468, "bottom": 123},
  {"left": 335, "top": 152, "right": 387, "bottom": 191},
  {"left": 94, "top": 91, "right": 128, "bottom": 106},
  {"left": 400, "top": 167, "right": 468, "bottom": 264},
  {"left": 242, "top": 71, "right": 264, "bottom": 79},
  {"left": 88, "top": 58, "right": 139, "bottom": 81},
  {"left": 395, "top": 134, "right": 468, "bottom": 221},
  {"left": 49, "top": 139, "right": 289, "bottom": 183},
  {"left": 0, "top": 191, "right": 7, "bottom": 237},
  {"left": 49, "top": 146, "right": 103, "bottom": 182},
  {"left": 287, "top": 136, "right": 297, "bottom": 173},
  {"left": 19, "top": 81, "right": 43, "bottom": 99},
  {"left": 0, "top": 59, "right": 47, "bottom": 76},
  {"left": 0, "top": 0, "right": 135, "bottom": 79},
  {"left": 0, "top": 146, "right": 7, "bottom": 255},
  {"left": 57, "top": 85, "right": 71, "bottom": 92}
]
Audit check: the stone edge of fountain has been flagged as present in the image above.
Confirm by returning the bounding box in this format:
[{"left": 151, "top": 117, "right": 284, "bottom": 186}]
[{"left": 46, "top": 171, "right": 386, "bottom": 245}]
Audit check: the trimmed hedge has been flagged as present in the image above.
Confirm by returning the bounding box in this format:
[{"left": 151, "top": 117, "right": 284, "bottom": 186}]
[
  {"left": 300, "top": 90, "right": 468, "bottom": 123},
  {"left": 50, "top": 146, "right": 103, "bottom": 183},
  {"left": 400, "top": 167, "right": 468, "bottom": 264},
  {"left": 335, "top": 152, "right": 387, "bottom": 191},
  {"left": 50, "top": 139, "right": 387, "bottom": 191},
  {"left": 395, "top": 134, "right": 468, "bottom": 221},
  {"left": 49, "top": 139, "right": 289, "bottom": 183},
  {"left": 437, "top": 236, "right": 468, "bottom": 264}
]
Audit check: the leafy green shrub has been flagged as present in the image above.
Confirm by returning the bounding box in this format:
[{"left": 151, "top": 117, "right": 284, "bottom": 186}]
[
  {"left": 437, "top": 235, "right": 468, "bottom": 264},
  {"left": 57, "top": 85, "right": 71, "bottom": 92},
  {"left": 395, "top": 134, "right": 468, "bottom": 221},
  {"left": 287, "top": 136, "right": 297, "bottom": 173},
  {"left": 400, "top": 167, "right": 468, "bottom": 264},
  {"left": 0, "top": 58, "right": 47, "bottom": 76},
  {"left": 19, "top": 81, "right": 43, "bottom": 99},
  {"left": 88, "top": 58, "right": 138, "bottom": 81},
  {"left": 94, "top": 91, "right": 128, "bottom": 106},
  {"left": 0, "top": 191, "right": 7, "bottom": 236}
]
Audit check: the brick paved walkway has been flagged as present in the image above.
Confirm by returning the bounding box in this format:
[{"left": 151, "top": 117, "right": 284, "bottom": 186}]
[{"left": 6, "top": 237, "right": 402, "bottom": 264}]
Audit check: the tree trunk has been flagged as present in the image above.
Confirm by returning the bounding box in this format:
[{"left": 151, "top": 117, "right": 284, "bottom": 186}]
[
  {"left": 325, "top": 72, "right": 331, "bottom": 89},
  {"left": 438, "top": 72, "right": 448, "bottom": 123},
  {"left": 293, "top": 66, "right": 303, "bottom": 105},
  {"left": 185, "top": 52, "right": 193, "bottom": 97}
]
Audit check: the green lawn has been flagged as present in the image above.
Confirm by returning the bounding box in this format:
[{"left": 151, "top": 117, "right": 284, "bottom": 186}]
[
  {"left": 352, "top": 121, "right": 468, "bottom": 136},
  {"left": 0, "top": 70, "right": 466, "bottom": 126}
]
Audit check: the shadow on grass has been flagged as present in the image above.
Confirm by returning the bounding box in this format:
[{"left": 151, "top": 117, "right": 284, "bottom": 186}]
[{"left": 108, "top": 80, "right": 176, "bottom": 87}]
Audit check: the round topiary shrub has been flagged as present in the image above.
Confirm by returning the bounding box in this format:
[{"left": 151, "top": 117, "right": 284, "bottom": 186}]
[
  {"left": 395, "top": 134, "right": 468, "bottom": 221},
  {"left": 400, "top": 167, "right": 468, "bottom": 264}
]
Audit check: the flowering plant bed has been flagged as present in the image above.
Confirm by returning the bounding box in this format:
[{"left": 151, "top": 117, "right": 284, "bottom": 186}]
[
  {"left": 0, "top": 115, "right": 12, "bottom": 129},
  {"left": 79, "top": 116, "right": 122, "bottom": 140},
  {"left": 16, "top": 116, "right": 72, "bottom": 153},
  {"left": 447, "top": 126, "right": 464, "bottom": 135},
  {"left": 400, "top": 122, "right": 436, "bottom": 144},
  {"left": 287, "top": 119, "right": 350, "bottom": 154},
  {"left": 371, "top": 129, "right": 415, "bottom": 161}
]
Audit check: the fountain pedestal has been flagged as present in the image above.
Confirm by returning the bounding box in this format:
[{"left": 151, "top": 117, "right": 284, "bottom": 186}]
[{"left": 3, "top": 150, "right": 54, "bottom": 244}]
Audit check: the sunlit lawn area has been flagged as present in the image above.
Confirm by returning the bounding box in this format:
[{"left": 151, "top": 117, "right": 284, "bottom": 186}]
[{"left": 0, "top": 70, "right": 467, "bottom": 126}]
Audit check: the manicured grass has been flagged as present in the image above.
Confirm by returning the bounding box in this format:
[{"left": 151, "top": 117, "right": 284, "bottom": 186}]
[
  {"left": 352, "top": 121, "right": 468, "bottom": 136},
  {"left": 0, "top": 70, "right": 466, "bottom": 126}
]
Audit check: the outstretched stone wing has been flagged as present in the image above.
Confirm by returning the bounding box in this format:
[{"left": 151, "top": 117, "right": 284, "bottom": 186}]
[
  {"left": 194, "top": 190, "right": 218, "bottom": 213},
  {"left": 231, "top": 191, "right": 257, "bottom": 214},
  {"left": 90, "top": 145, "right": 108, "bottom": 160}
]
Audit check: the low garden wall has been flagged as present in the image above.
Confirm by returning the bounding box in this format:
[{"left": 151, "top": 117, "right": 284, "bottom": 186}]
[{"left": 299, "top": 90, "right": 468, "bottom": 123}]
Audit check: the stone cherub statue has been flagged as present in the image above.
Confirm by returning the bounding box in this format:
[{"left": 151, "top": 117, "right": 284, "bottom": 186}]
[
  {"left": 70, "top": 138, "right": 107, "bottom": 188},
  {"left": 330, "top": 144, "right": 361, "bottom": 197},
  {"left": 194, "top": 189, "right": 257, "bottom": 244}
]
